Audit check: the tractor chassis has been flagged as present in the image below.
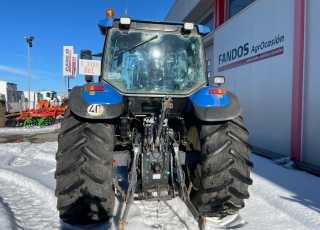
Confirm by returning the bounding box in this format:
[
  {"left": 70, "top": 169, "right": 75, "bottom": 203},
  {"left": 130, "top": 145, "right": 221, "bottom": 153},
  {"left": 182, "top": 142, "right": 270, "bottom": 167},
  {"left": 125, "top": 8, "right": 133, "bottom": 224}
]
[{"left": 113, "top": 139, "right": 206, "bottom": 230}]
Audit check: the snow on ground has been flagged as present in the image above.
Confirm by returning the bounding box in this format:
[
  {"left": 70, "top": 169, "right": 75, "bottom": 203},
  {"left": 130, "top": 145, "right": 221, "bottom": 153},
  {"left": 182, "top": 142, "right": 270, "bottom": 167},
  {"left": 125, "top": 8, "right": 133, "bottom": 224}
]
[
  {"left": 0, "top": 123, "right": 61, "bottom": 136},
  {"left": 0, "top": 125, "right": 320, "bottom": 230}
]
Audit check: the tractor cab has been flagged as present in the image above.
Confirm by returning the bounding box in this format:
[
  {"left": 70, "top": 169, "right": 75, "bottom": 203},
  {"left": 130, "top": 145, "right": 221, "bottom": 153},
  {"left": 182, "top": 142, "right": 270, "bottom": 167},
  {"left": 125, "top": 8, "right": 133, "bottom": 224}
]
[{"left": 101, "top": 20, "right": 208, "bottom": 96}]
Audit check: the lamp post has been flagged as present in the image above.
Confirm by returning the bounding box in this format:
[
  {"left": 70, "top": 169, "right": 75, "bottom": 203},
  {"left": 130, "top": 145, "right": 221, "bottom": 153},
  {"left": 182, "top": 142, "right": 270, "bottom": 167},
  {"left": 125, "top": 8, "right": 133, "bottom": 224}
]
[{"left": 24, "top": 36, "right": 34, "bottom": 108}]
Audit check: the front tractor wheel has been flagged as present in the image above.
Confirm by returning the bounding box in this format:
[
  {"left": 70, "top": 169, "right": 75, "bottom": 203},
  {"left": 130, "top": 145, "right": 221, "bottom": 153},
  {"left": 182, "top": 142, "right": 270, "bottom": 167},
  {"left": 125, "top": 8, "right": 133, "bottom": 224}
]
[
  {"left": 55, "top": 109, "right": 115, "bottom": 225},
  {"left": 186, "top": 116, "right": 253, "bottom": 219}
]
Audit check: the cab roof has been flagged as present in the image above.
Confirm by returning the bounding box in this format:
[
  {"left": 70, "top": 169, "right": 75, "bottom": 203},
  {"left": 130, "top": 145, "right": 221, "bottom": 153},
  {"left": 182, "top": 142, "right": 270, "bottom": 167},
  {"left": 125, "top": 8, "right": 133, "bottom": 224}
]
[{"left": 98, "top": 18, "right": 211, "bottom": 36}]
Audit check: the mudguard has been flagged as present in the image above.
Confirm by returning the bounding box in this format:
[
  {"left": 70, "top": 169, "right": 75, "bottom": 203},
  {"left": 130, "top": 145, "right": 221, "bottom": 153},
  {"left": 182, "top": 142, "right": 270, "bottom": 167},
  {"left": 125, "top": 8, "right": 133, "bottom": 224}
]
[
  {"left": 68, "top": 84, "right": 124, "bottom": 119},
  {"left": 188, "top": 86, "right": 242, "bottom": 122}
]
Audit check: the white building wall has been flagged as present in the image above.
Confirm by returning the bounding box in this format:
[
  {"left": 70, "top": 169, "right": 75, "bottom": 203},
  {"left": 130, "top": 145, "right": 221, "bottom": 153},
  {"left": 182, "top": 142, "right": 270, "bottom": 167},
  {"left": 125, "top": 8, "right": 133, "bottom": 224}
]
[
  {"left": 213, "top": 0, "right": 294, "bottom": 156},
  {"left": 302, "top": 0, "right": 320, "bottom": 167},
  {"left": 166, "top": 0, "right": 201, "bottom": 21}
]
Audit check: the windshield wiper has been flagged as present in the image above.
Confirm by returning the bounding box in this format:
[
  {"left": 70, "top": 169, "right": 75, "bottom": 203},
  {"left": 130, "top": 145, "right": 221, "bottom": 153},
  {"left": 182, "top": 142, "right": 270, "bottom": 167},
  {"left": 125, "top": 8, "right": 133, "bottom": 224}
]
[{"left": 115, "top": 35, "right": 158, "bottom": 56}]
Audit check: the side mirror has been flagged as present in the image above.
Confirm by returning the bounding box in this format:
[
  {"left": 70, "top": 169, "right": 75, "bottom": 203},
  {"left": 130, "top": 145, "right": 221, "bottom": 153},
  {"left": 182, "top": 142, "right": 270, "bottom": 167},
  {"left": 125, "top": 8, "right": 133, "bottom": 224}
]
[{"left": 80, "top": 49, "right": 92, "bottom": 60}]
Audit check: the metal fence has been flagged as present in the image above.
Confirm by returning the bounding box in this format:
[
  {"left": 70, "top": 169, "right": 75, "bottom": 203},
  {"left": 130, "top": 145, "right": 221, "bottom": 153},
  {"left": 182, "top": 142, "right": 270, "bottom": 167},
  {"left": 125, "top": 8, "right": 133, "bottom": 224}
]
[{"left": 5, "top": 101, "right": 39, "bottom": 114}]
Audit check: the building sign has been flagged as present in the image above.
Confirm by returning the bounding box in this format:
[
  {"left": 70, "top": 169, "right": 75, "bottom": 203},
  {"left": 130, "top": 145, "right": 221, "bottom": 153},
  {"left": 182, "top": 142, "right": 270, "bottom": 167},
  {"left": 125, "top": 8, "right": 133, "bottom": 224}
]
[
  {"left": 217, "top": 35, "right": 285, "bottom": 72},
  {"left": 62, "top": 46, "right": 73, "bottom": 77},
  {"left": 218, "top": 46, "right": 284, "bottom": 72},
  {"left": 71, "top": 54, "right": 78, "bottom": 78}
]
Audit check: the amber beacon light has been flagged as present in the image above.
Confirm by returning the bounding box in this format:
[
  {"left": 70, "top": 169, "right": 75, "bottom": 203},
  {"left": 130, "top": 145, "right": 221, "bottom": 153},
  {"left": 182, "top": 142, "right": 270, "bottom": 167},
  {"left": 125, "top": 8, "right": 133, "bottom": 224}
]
[{"left": 106, "top": 8, "right": 114, "bottom": 18}]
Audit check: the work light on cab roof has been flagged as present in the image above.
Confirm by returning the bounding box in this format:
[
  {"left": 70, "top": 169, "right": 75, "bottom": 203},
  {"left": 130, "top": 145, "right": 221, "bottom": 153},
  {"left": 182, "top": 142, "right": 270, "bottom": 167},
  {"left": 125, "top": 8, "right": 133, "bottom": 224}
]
[{"left": 214, "top": 76, "right": 225, "bottom": 85}]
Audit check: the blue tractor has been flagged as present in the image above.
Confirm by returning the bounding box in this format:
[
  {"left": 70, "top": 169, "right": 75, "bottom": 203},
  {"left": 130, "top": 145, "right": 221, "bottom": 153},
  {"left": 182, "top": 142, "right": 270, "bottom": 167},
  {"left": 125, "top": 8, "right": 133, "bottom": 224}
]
[{"left": 55, "top": 9, "right": 253, "bottom": 230}]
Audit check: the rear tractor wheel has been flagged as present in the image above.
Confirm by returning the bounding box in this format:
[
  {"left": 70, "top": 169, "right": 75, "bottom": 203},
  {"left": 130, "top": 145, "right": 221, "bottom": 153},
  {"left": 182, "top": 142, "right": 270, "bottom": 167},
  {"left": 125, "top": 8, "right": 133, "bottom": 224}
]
[
  {"left": 55, "top": 109, "right": 115, "bottom": 225},
  {"left": 185, "top": 116, "right": 253, "bottom": 219}
]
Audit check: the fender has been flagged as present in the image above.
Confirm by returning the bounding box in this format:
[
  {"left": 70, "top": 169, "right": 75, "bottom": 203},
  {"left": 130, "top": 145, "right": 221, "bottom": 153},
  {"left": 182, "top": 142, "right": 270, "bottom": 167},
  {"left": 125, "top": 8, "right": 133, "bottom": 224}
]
[
  {"left": 188, "top": 86, "right": 242, "bottom": 121},
  {"left": 68, "top": 83, "right": 124, "bottom": 119}
]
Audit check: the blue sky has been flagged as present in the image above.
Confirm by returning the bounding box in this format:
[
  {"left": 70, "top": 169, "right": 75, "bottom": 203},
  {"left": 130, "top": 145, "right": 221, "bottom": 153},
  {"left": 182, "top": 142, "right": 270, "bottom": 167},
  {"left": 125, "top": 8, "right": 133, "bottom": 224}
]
[{"left": 0, "top": 0, "right": 175, "bottom": 95}]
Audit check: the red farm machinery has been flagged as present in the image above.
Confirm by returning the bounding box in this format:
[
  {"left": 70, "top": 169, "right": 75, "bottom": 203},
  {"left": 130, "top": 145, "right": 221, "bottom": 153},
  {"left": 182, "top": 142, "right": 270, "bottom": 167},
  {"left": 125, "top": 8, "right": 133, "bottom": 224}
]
[{"left": 5, "top": 99, "right": 68, "bottom": 127}]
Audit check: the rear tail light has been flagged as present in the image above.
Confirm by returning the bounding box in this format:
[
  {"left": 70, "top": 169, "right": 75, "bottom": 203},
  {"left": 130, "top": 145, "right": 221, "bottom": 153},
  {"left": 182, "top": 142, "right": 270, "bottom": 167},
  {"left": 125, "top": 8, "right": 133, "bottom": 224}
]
[
  {"left": 209, "top": 88, "right": 226, "bottom": 94},
  {"left": 84, "top": 85, "right": 105, "bottom": 91}
]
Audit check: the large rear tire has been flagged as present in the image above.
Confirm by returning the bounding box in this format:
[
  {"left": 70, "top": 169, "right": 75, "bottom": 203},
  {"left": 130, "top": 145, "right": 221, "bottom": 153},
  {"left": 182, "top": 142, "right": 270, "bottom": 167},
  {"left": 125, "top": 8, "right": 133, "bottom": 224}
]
[
  {"left": 55, "top": 108, "right": 115, "bottom": 225},
  {"left": 186, "top": 115, "right": 253, "bottom": 218}
]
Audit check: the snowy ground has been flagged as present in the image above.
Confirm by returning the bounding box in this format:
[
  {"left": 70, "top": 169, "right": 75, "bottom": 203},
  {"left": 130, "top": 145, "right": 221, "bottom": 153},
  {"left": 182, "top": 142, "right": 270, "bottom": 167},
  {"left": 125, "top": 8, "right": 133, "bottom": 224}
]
[{"left": 0, "top": 124, "right": 319, "bottom": 230}]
